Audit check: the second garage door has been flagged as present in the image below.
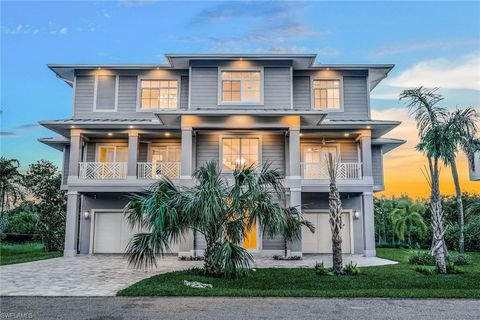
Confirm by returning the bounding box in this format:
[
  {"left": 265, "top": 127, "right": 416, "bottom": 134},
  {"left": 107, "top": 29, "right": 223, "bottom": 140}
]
[
  {"left": 302, "top": 211, "right": 352, "bottom": 254},
  {"left": 92, "top": 211, "right": 179, "bottom": 254}
]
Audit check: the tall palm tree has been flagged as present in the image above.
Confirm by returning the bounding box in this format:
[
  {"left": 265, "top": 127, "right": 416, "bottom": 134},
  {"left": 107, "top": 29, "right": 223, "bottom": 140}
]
[
  {"left": 390, "top": 200, "right": 427, "bottom": 244},
  {"left": 326, "top": 154, "right": 343, "bottom": 274},
  {"left": 400, "top": 87, "right": 448, "bottom": 273},
  {"left": 436, "top": 108, "right": 479, "bottom": 253},
  {"left": 124, "top": 161, "right": 314, "bottom": 277},
  {"left": 0, "top": 157, "right": 24, "bottom": 216}
]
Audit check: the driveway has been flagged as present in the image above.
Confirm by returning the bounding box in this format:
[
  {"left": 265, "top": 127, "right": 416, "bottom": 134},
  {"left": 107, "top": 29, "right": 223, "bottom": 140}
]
[{"left": 0, "top": 254, "right": 395, "bottom": 296}]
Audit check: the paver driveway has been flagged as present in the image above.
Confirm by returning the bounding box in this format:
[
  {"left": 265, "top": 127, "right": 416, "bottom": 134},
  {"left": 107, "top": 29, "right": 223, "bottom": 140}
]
[{"left": 0, "top": 254, "right": 395, "bottom": 296}]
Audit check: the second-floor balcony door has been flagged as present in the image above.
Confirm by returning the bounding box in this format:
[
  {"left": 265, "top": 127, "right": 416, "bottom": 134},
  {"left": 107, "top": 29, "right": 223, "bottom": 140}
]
[
  {"left": 150, "top": 146, "right": 181, "bottom": 179},
  {"left": 303, "top": 146, "right": 337, "bottom": 179},
  {"left": 96, "top": 146, "right": 128, "bottom": 179}
]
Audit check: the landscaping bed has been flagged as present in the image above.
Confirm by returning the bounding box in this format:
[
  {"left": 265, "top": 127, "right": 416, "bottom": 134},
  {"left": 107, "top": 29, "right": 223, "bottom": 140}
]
[
  {"left": 117, "top": 248, "right": 480, "bottom": 298},
  {"left": 0, "top": 242, "right": 62, "bottom": 266}
]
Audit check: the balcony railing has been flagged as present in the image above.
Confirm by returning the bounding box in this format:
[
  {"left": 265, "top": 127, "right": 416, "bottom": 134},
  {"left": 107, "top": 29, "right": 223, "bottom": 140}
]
[
  {"left": 301, "top": 162, "right": 362, "bottom": 180},
  {"left": 79, "top": 162, "right": 127, "bottom": 180},
  {"left": 137, "top": 162, "right": 181, "bottom": 179}
]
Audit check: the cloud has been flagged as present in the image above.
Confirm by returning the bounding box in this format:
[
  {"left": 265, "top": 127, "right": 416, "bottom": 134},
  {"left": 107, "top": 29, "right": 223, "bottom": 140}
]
[
  {"left": 370, "top": 38, "right": 480, "bottom": 57},
  {"left": 2, "top": 23, "right": 68, "bottom": 36},
  {"left": 0, "top": 123, "right": 42, "bottom": 137},
  {"left": 118, "top": 0, "right": 156, "bottom": 7},
  {"left": 372, "top": 52, "right": 480, "bottom": 100},
  {"left": 256, "top": 46, "right": 338, "bottom": 56},
  {"left": 0, "top": 131, "right": 16, "bottom": 136},
  {"left": 3, "top": 24, "right": 37, "bottom": 35}
]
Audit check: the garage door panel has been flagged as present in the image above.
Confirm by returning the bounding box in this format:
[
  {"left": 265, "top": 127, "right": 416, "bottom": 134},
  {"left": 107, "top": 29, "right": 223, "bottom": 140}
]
[{"left": 302, "top": 212, "right": 352, "bottom": 254}]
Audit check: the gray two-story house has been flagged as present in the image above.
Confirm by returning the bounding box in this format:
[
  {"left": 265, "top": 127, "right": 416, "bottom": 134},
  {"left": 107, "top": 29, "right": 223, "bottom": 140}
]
[{"left": 40, "top": 54, "right": 404, "bottom": 258}]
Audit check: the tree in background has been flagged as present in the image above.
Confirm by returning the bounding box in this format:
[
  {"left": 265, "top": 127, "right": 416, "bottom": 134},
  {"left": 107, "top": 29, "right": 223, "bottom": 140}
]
[
  {"left": 390, "top": 199, "right": 427, "bottom": 245},
  {"left": 436, "top": 108, "right": 479, "bottom": 253},
  {"left": 326, "top": 154, "right": 343, "bottom": 274},
  {"left": 0, "top": 157, "right": 24, "bottom": 216},
  {"left": 24, "top": 160, "right": 66, "bottom": 251},
  {"left": 400, "top": 87, "right": 448, "bottom": 273}
]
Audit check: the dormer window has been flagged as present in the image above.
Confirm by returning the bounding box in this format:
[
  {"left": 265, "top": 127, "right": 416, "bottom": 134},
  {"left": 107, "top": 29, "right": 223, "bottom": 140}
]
[
  {"left": 313, "top": 79, "right": 341, "bottom": 110},
  {"left": 220, "top": 70, "right": 262, "bottom": 104},
  {"left": 140, "top": 79, "right": 178, "bottom": 110}
]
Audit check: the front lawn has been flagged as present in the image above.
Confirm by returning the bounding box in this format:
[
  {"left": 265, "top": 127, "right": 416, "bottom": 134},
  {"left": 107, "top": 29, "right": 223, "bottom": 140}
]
[
  {"left": 118, "top": 248, "right": 480, "bottom": 298},
  {"left": 0, "top": 242, "right": 62, "bottom": 266}
]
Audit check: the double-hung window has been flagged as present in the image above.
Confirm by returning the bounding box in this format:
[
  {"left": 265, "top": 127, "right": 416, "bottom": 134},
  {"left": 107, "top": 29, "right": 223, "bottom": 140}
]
[
  {"left": 222, "top": 138, "right": 259, "bottom": 170},
  {"left": 313, "top": 80, "right": 341, "bottom": 110},
  {"left": 221, "top": 71, "right": 261, "bottom": 104},
  {"left": 140, "top": 80, "right": 178, "bottom": 109}
]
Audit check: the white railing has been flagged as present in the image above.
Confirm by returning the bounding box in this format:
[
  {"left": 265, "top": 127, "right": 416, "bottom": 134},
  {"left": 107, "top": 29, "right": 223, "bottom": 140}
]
[
  {"left": 301, "top": 162, "right": 362, "bottom": 180},
  {"left": 137, "top": 162, "right": 181, "bottom": 179},
  {"left": 79, "top": 162, "right": 127, "bottom": 180}
]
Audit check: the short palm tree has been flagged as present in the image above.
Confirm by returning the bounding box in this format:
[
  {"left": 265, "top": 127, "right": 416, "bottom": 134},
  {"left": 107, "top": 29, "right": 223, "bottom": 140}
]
[
  {"left": 0, "top": 157, "right": 24, "bottom": 216},
  {"left": 435, "top": 108, "right": 478, "bottom": 253},
  {"left": 400, "top": 87, "right": 448, "bottom": 273},
  {"left": 390, "top": 200, "right": 427, "bottom": 244},
  {"left": 326, "top": 153, "right": 343, "bottom": 274},
  {"left": 124, "top": 161, "right": 314, "bottom": 278}
]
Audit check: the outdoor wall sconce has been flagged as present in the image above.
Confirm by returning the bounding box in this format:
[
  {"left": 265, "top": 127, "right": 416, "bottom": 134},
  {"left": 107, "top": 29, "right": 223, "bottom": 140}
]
[
  {"left": 354, "top": 211, "right": 360, "bottom": 219},
  {"left": 84, "top": 211, "right": 91, "bottom": 219}
]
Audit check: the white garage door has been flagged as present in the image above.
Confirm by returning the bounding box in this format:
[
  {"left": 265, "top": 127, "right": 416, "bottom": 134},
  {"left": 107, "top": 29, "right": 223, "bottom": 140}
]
[
  {"left": 302, "top": 211, "right": 352, "bottom": 254},
  {"left": 92, "top": 211, "right": 179, "bottom": 254}
]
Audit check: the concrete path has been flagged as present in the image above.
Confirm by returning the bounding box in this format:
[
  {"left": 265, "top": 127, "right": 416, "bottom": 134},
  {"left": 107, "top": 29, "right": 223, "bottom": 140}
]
[
  {"left": 0, "top": 254, "right": 395, "bottom": 296},
  {"left": 1, "top": 297, "right": 479, "bottom": 320}
]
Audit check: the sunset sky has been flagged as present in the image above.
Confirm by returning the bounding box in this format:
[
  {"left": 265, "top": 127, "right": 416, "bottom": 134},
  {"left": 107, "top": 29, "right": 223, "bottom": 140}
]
[{"left": 1, "top": 1, "right": 479, "bottom": 198}]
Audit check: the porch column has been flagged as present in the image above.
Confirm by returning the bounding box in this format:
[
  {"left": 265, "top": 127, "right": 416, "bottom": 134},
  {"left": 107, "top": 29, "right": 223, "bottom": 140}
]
[
  {"left": 127, "top": 130, "right": 139, "bottom": 179},
  {"left": 64, "top": 191, "right": 80, "bottom": 257},
  {"left": 180, "top": 127, "right": 193, "bottom": 182},
  {"left": 287, "top": 127, "right": 302, "bottom": 256},
  {"left": 68, "top": 129, "right": 83, "bottom": 181},
  {"left": 360, "top": 132, "right": 373, "bottom": 179},
  {"left": 362, "top": 191, "right": 376, "bottom": 257}
]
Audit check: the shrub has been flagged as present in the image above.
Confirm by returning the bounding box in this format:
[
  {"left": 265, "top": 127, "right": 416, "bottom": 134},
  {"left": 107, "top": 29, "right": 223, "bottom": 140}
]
[
  {"left": 343, "top": 261, "right": 360, "bottom": 276},
  {"left": 178, "top": 256, "right": 204, "bottom": 261},
  {"left": 5, "top": 211, "right": 38, "bottom": 234},
  {"left": 414, "top": 265, "right": 435, "bottom": 275},
  {"left": 314, "top": 261, "right": 334, "bottom": 276},
  {"left": 272, "top": 255, "right": 302, "bottom": 261},
  {"left": 408, "top": 250, "right": 435, "bottom": 265},
  {"left": 445, "top": 261, "right": 464, "bottom": 274},
  {"left": 448, "top": 253, "right": 473, "bottom": 266}
]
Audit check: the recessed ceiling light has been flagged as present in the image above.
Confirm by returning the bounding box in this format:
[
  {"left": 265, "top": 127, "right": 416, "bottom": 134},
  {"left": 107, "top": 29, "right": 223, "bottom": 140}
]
[
  {"left": 108, "top": 132, "right": 113, "bottom": 136},
  {"left": 344, "top": 133, "right": 350, "bottom": 137},
  {"left": 299, "top": 133, "right": 304, "bottom": 137},
  {"left": 129, "top": 125, "right": 134, "bottom": 129},
  {"left": 366, "top": 126, "right": 371, "bottom": 129},
  {"left": 165, "top": 132, "right": 171, "bottom": 137},
  {"left": 70, "top": 125, "right": 75, "bottom": 128}
]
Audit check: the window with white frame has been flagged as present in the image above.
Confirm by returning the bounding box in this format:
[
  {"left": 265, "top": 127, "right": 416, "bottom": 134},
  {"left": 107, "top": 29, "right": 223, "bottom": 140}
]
[
  {"left": 95, "top": 76, "right": 117, "bottom": 111},
  {"left": 313, "top": 80, "right": 341, "bottom": 110},
  {"left": 140, "top": 80, "right": 178, "bottom": 109},
  {"left": 221, "top": 71, "right": 261, "bottom": 103},
  {"left": 222, "top": 138, "right": 259, "bottom": 170}
]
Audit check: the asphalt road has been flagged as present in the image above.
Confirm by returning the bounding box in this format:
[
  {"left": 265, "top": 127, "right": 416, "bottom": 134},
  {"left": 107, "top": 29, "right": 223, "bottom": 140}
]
[{"left": 1, "top": 297, "right": 479, "bottom": 320}]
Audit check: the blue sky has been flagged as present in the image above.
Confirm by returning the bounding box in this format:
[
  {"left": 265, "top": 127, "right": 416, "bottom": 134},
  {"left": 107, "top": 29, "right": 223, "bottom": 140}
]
[{"left": 1, "top": 0, "right": 479, "bottom": 170}]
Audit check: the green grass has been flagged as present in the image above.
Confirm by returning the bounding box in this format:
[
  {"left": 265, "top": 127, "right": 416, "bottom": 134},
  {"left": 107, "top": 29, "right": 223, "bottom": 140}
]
[
  {"left": 118, "top": 248, "right": 480, "bottom": 298},
  {"left": 0, "top": 242, "right": 62, "bottom": 265}
]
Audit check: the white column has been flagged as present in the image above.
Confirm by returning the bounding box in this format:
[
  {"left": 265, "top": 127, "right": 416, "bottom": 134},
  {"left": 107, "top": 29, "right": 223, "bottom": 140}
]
[
  {"left": 362, "top": 192, "right": 376, "bottom": 257},
  {"left": 68, "top": 129, "right": 82, "bottom": 180},
  {"left": 360, "top": 133, "right": 373, "bottom": 178},
  {"left": 287, "top": 127, "right": 302, "bottom": 256},
  {"left": 127, "top": 131, "right": 139, "bottom": 179},
  {"left": 181, "top": 127, "right": 193, "bottom": 181},
  {"left": 64, "top": 191, "right": 80, "bottom": 257}
]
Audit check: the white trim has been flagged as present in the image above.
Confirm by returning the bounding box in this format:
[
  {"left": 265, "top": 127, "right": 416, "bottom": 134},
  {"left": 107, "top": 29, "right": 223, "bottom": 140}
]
[
  {"left": 136, "top": 76, "right": 181, "bottom": 112},
  {"left": 310, "top": 76, "right": 344, "bottom": 112},
  {"left": 218, "top": 134, "right": 263, "bottom": 173},
  {"left": 217, "top": 67, "right": 264, "bottom": 106},
  {"left": 290, "top": 66, "right": 294, "bottom": 109},
  {"left": 93, "top": 75, "right": 119, "bottom": 112},
  {"left": 188, "top": 66, "right": 192, "bottom": 110},
  {"left": 71, "top": 76, "right": 77, "bottom": 115},
  {"left": 302, "top": 209, "right": 354, "bottom": 254}
]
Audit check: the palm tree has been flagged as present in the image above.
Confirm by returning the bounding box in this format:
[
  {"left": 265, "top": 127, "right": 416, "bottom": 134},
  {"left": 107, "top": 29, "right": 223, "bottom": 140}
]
[
  {"left": 326, "top": 154, "right": 343, "bottom": 274},
  {"left": 0, "top": 157, "right": 24, "bottom": 216},
  {"left": 124, "top": 161, "right": 314, "bottom": 277},
  {"left": 390, "top": 200, "right": 427, "bottom": 244},
  {"left": 436, "top": 108, "right": 479, "bottom": 253},
  {"left": 400, "top": 87, "right": 448, "bottom": 273}
]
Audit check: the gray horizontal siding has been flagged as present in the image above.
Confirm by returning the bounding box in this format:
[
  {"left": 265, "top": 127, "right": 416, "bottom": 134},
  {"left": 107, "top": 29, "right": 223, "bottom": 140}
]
[
  {"left": 180, "top": 76, "right": 189, "bottom": 110},
  {"left": 138, "top": 143, "right": 148, "bottom": 162},
  {"left": 190, "top": 68, "right": 217, "bottom": 109},
  {"left": 372, "top": 146, "right": 384, "bottom": 186},
  {"left": 195, "top": 132, "right": 285, "bottom": 173},
  {"left": 292, "top": 76, "right": 310, "bottom": 110},
  {"left": 263, "top": 67, "right": 291, "bottom": 109},
  {"left": 73, "top": 76, "right": 95, "bottom": 118},
  {"left": 62, "top": 146, "right": 70, "bottom": 184},
  {"left": 328, "top": 76, "right": 369, "bottom": 120}
]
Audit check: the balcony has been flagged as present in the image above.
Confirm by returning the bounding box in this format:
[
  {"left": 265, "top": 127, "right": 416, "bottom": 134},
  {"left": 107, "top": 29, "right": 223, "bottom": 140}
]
[
  {"left": 79, "top": 162, "right": 127, "bottom": 180},
  {"left": 301, "top": 162, "right": 362, "bottom": 180},
  {"left": 137, "top": 162, "right": 181, "bottom": 179}
]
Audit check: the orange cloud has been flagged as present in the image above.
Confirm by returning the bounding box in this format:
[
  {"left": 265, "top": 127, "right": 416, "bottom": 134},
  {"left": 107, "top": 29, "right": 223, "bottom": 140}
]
[{"left": 372, "top": 108, "right": 479, "bottom": 199}]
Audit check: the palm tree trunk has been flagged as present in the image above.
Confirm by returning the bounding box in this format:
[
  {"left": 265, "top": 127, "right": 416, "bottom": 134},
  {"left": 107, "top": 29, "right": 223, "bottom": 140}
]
[
  {"left": 450, "top": 161, "right": 465, "bottom": 253},
  {"left": 430, "top": 158, "right": 447, "bottom": 274},
  {"left": 329, "top": 173, "right": 343, "bottom": 274},
  {"left": 203, "top": 237, "right": 222, "bottom": 276}
]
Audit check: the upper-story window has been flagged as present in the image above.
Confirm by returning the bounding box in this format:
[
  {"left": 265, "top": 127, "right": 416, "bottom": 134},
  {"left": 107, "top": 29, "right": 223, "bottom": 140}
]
[
  {"left": 140, "top": 80, "right": 178, "bottom": 110},
  {"left": 222, "top": 137, "right": 259, "bottom": 170},
  {"left": 94, "top": 76, "right": 118, "bottom": 111},
  {"left": 221, "top": 71, "right": 262, "bottom": 104},
  {"left": 313, "top": 80, "right": 341, "bottom": 110}
]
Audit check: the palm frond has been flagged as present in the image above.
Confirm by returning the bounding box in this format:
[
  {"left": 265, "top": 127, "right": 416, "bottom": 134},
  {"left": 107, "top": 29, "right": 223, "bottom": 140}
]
[{"left": 212, "top": 241, "right": 253, "bottom": 278}]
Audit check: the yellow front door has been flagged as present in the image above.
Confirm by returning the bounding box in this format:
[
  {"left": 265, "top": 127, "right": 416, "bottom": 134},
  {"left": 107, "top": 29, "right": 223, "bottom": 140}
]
[{"left": 243, "top": 220, "right": 257, "bottom": 250}]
